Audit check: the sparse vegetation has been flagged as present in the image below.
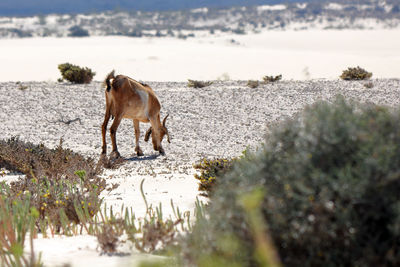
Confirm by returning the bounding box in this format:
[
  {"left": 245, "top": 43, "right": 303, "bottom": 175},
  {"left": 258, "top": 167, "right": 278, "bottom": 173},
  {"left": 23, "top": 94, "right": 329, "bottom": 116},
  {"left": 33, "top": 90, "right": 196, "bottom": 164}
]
[
  {"left": 95, "top": 181, "right": 206, "bottom": 255},
  {"left": 0, "top": 137, "right": 105, "bottom": 228},
  {"left": 0, "top": 138, "right": 206, "bottom": 260},
  {"left": 247, "top": 80, "right": 259, "bottom": 88},
  {"left": 364, "top": 81, "right": 374, "bottom": 88},
  {"left": 187, "top": 79, "right": 213, "bottom": 88},
  {"left": 193, "top": 158, "right": 234, "bottom": 197},
  {"left": 96, "top": 222, "right": 122, "bottom": 254},
  {"left": 58, "top": 63, "right": 95, "bottom": 84},
  {"left": 180, "top": 97, "right": 400, "bottom": 266},
  {"left": 16, "top": 81, "right": 28, "bottom": 90},
  {"left": 340, "top": 66, "right": 372, "bottom": 80},
  {"left": 263, "top": 74, "right": 282, "bottom": 83}
]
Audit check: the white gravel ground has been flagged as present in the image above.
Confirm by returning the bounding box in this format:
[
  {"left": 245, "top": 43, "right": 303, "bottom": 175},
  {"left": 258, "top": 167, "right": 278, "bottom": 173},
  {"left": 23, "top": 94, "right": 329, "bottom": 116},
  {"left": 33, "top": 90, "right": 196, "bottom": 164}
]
[
  {"left": 3, "top": 79, "right": 400, "bottom": 160},
  {"left": 1, "top": 79, "right": 400, "bottom": 266}
]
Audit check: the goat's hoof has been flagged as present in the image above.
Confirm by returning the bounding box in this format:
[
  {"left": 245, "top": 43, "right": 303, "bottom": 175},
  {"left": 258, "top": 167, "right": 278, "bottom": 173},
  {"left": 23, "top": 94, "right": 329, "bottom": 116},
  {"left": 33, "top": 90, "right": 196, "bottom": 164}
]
[
  {"left": 110, "top": 151, "right": 121, "bottom": 159},
  {"left": 159, "top": 149, "right": 165, "bottom": 156},
  {"left": 136, "top": 151, "right": 144, "bottom": 157}
]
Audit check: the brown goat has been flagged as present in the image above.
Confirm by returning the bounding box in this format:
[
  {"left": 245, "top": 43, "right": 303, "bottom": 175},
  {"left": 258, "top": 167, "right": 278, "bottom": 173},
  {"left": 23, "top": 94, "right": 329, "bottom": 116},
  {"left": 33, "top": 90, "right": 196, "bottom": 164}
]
[{"left": 101, "top": 71, "right": 170, "bottom": 158}]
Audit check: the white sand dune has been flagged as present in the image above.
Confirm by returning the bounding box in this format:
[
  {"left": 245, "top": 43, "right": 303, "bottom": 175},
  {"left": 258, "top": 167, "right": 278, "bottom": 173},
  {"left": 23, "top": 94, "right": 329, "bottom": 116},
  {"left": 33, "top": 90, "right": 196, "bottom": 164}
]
[
  {"left": 1, "top": 78, "right": 400, "bottom": 265},
  {"left": 0, "top": 30, "right": 399, "bottom": 82}
]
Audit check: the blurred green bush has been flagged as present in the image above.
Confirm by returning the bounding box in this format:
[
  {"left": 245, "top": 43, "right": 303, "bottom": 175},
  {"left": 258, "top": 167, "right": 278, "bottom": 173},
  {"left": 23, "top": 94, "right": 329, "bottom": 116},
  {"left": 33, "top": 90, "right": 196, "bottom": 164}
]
[{"left": 181, "top": 96, "right": 400, "bottom": 266}]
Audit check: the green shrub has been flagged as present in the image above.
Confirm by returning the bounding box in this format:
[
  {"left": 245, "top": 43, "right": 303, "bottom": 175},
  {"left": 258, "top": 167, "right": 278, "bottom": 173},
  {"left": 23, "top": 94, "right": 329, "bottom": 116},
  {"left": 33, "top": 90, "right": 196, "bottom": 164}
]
[
  {"left": 193, "top": 158, "right": 234, "bottom": 197},
  {"left": 340, "top": 66, "right": 372, "bottom": 80},
  {"left": 187, "top": 79, "right": 213, "bottom": 88},
  {"left": 263, "top": 74, "right": 282, "bottom": 83},
  {"left": 58, "top": 63, "right": 95, "bottom": 84},
  {"left": 181, "top": 97, "right": 400, "bottom": 266}
]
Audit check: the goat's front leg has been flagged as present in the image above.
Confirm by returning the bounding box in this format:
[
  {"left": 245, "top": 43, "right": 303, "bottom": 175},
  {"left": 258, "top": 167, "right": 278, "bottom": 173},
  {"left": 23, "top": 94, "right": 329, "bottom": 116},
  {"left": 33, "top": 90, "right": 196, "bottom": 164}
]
[
  {"left": 133, "top": 119, "right": 144, "bottom": 156},
  {"left": 149, "top": 118, "right": 165, "bottom": 155},
  {"left": 109, "top": 115, "right": 122, "bottom": 158}
]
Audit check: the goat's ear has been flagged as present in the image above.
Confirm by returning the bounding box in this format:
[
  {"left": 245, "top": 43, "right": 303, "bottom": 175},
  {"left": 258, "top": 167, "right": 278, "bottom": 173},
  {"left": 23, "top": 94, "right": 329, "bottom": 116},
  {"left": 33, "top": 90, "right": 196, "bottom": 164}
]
[{"left": 144, "top": 127, "right": 152, "bottom": 142}]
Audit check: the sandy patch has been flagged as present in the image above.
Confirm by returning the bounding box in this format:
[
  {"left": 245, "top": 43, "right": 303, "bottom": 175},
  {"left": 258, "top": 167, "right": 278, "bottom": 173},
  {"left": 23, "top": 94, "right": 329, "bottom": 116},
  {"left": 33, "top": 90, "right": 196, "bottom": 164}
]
[{"left": 0, "top": 30, "right": 399, "bottom": 82}]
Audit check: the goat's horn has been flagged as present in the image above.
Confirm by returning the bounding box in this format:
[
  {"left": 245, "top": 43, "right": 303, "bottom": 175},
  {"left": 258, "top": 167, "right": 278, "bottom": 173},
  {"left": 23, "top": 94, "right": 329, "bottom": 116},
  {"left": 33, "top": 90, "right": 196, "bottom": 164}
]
[
  {"left": 144, "top": 127, "right": 152, "bottom": 142},
  {"left": 162, "top": 114, "right": 169, "bottom": 127},
  {"left": 166, "top": 130, "right": 171, "bottom": 143}
]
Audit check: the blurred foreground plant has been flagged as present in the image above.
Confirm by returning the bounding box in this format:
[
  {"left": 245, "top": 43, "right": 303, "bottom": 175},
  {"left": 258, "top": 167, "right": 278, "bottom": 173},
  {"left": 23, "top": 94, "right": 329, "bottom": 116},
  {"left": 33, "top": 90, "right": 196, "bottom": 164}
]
[
  {"left": 0, "top": 196, "right": 42, "bottom": 266},
  {"left": 180, "top": 96, "right": 400, "bottom": 266}
]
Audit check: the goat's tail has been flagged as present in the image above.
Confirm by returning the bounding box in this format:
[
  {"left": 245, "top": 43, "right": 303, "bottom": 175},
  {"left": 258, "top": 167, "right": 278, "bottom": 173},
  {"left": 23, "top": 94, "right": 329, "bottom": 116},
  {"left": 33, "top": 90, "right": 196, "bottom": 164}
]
[{"left": 104, "top": 70, "right": 115, "bottom": 92}]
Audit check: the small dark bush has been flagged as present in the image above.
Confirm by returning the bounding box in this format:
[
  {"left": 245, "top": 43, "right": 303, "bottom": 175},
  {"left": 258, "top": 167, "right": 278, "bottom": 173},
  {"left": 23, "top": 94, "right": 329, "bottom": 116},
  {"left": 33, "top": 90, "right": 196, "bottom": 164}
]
[
  {"left": 16, "top": 81, "right": 28, "bottom": 90},
  {"left": 68, "top": 26, "right": 89, "bottom": 37},
  {"left": 232, "top": 28, "right": 245, "bottom": 34},
  {"left": 263, "top": 74, "right": 282, "bottom": 83},
  {"left": 58, "top": 63, "right": 95, "bottom": 84},
  {"left": 178, "top": 33, "right": 187, "bottom": 39},
  {"left": 247, "top": 80, "right": 259, "bottom": 88},
  {"left": 181, "top": 97, "right": 400, "bottom": 266},
  {"left": 128, "top": 29, "right": 143, "bottom": 37},
  {"left": 187, "top": 79, "right": 213, "bottom": 88},
  {"left": 193, "top": 158, "right": 234, "bottom": 197},
  {"left": 340, "top": 66, "right": 372, "bottom": 80}
]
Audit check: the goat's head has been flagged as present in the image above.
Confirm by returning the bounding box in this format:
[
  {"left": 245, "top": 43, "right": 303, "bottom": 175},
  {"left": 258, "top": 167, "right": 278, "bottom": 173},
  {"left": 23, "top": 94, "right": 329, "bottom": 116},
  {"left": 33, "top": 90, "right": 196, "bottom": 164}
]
[{"left": 144, "top": 114, "right": 171, "bottom": 152}]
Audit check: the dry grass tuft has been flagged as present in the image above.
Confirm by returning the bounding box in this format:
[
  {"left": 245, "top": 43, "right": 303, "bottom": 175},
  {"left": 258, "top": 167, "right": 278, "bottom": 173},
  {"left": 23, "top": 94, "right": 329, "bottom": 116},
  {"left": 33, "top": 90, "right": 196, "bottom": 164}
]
[
  {"left": 187, "top": 79, "right": 213, "bottom": 88},
  {"left": 247, "top": 80, "right": 259, "bottom": 88},
  {"left": 263, "top": 74, "right": 282, "bottom": 83}
]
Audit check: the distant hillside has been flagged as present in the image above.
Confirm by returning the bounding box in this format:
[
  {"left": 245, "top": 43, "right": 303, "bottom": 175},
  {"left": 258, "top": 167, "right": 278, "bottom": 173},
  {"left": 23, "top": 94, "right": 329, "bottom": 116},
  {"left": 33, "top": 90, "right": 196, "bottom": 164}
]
[
  {"left": 0, "top": 0, "right": 311, "bottom": 16},
  {"left": 1, "top": 1, "right": 399, "bottom": 38}
]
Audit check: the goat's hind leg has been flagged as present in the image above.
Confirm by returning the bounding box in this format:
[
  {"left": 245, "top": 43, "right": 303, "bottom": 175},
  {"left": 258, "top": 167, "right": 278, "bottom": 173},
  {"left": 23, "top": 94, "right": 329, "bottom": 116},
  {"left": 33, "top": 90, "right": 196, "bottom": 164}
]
[
  {"left": 109, "top": 115, "right": 122, "bottom": 159},
  {"left": 101, "top": 107, "right": 111, "bottom": 155},
  {"left": 133, "top": 119, "right": 144, "bottom": 156}
]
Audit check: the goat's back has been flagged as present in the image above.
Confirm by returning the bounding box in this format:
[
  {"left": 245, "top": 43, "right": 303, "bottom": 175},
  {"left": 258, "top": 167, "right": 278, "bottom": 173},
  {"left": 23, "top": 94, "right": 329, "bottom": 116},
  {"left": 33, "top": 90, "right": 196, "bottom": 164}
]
[{"left": 108, "top": 75, "right": 161, "bottom": 120}]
